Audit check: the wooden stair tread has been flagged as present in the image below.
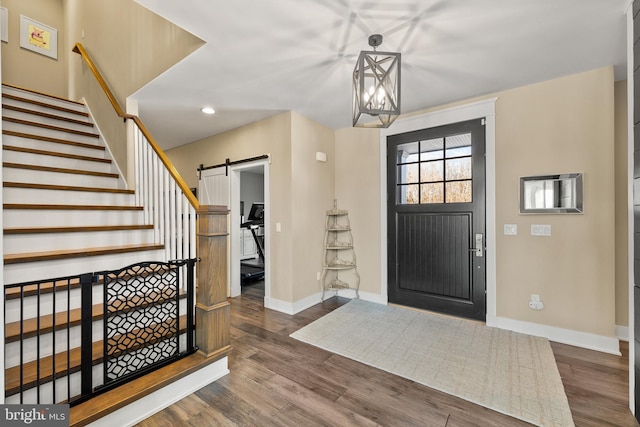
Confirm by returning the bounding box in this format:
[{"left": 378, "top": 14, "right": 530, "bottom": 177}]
[
  {"left": 5, "top": 315, "right": 187, "bottom": 397},
  {"left": 5, "top": 303, "right": 104, "bottom": 343},
  {"left": 2, "top": 92, "right": 88, "bottom": 117},
  {"left": 3, "top": 162, "right": 119, "bottom": 178},
  {"left": 5, "top": 289, "right": 186, "bottom": 342},
  {"left": 4, "top": 260, "right": 170, "bottom": 299},
  {"left": 2, "top": 83, "right": 86, "bottom": 107},
  {"left": 3, "top": 117, "right": 99, "bottom": 138},
  {"left": 4, "top": 225, "right": 154, "bottom": 235},
  {"left": 5, "top": 277, "right": 86, "bottom": 300},
  {"left": 3, "top": 144, "right": 111, "bottom": 164},
  {"left": 4, "top": 182, "right": 134, "bottom": 194},
  {"left": 69, "top": 349, "right": 228, "bottom": 427},
  {"left": 4, "top": 203, "right": 142, "bottom": 210},
  {"left": 4, "top": 243, "right": 164, "bottom": 265},
  {"left": 2, "top": 104, "right": 94, "bottom": 127},
  {"left": 3, "top": 130, "right": 105, "bottom": 151}
]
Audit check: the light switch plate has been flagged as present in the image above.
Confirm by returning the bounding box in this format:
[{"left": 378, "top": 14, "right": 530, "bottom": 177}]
[
  {"left": 531, "top": 224, "right": 551, "bottom": 236},
  {"left": 504, "top": 224, "right": 517, "bottom": 235}
]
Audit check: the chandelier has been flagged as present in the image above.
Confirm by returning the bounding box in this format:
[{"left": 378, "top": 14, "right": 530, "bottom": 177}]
[{"left": 352, "top": 34, "right": 401, "bottom": 128}]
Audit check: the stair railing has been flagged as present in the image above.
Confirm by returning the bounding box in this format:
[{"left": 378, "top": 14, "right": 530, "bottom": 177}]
[
  {"left": 72, "top": 43, "right": 198, "bottom": 264},
  {"left": 3, "top": 259, "right": 198, "bottom": 406}
]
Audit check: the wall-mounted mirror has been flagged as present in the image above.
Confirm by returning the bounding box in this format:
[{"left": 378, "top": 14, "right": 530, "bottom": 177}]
[{"left": 519, "top": 173, "right": 583, "bottom": 214}]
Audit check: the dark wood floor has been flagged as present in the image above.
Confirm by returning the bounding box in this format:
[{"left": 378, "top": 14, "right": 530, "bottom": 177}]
[{"left": 138, "top": 282, "right": 639, "bottom": 426}]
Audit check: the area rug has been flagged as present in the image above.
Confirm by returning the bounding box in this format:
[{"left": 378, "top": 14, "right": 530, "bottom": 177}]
[{"left": 290, "top": 299, "right": 574, "bottom": 427}]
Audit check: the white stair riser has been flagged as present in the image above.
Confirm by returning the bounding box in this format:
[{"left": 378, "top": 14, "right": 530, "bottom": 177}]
[
  {"left": 5, "top": 229, "right": 155, "bottom": 254},
  {"left": 3, "top": 187, "right": 135, "bottom": 206},
  {"left": 5, "top": 300, "right": 188, "bottom": 366},
  {"left": 3, "top": 167, "right": 122, "bottom": 189},
  {"left": 5, "top": 334, "right": 188, "bottom": 404},
  {"left": 4, "top": 367, "right": 102, "bottom": 405},
  {"left": 4, "top": 284, "right": 187, "bottom": 323},
  {"left": 4, "top": 149, "right": 114, "bottom": 174},
  {"left": 4, "top": 248, "right": 167, "bottom": 284},
  {"left": 5, "top": 324, "right": 98, "bottom": 367},
  {"left": 5, "top": 287, "right": 104, "bottom": 322},
  {"left": 4, "top": 209, "right": 146, "bottom": 228},
  {"left": 2, "top": 96, "right": 91, "bottom": 122},
  {"left": 3, "top": 108, "right": 96, "bottom": 133},
  {"left": 3, "top": 121, "right": 100, "bottom": 146},
  {"left": 3, "top": 134, "right": 106, "bottom": 158},
  {"left": 5, "top": 330, "right": 187, "bottom": 368},
  {"left": 5, "top": 309, "right": 186, "bottom": 363},
  {"left": 2, "top": 86, "right": 87, "bottom": 114}
]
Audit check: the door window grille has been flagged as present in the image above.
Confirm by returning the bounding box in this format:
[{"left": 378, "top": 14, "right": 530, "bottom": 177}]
[{"left": 396, "top": 133, "right": 472, "bottom": 204}]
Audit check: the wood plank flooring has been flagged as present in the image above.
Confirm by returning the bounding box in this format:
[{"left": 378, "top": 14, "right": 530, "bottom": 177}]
[{"left": 137, "top": 282, "right": 638, "bottom": 426}]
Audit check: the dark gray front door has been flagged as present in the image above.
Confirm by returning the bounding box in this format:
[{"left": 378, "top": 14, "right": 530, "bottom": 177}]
[{"left": 387, "top": 118, "right": 486, "bottom": 320}]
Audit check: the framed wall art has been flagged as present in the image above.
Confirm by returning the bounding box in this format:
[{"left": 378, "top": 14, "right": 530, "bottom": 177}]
[
  {"left": 19, "top": 15, "right": 57, "bottom": 59},
  {"left": 0, "top": 7, "right": 8, "bottom": 43}
]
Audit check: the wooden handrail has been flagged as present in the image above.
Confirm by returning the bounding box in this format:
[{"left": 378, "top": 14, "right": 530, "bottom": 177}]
[{"left": 72, "top": 43, "right": 199, "bottom": 209}]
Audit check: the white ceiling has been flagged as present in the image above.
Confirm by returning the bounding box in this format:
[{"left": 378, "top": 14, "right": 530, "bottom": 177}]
[{"left": 132, "top": 0, "right": 628, "bottom": 150}]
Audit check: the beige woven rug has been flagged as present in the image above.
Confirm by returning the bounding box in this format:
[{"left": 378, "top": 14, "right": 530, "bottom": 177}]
[{"left": 291, "top": 299, "right": 574, "bottom": 427}]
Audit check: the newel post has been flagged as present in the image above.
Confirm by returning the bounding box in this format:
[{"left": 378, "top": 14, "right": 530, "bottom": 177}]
[{"left": 196, "top": 205, "right": 231, "bottom": 358}]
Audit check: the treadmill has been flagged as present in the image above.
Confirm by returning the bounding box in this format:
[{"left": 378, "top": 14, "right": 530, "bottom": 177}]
[{"left": 240, "top": 202, "right": 265, "bottom": 284}]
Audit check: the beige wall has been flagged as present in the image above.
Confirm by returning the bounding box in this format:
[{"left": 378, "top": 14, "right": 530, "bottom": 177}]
[
  {"left": 334, "top": 127, "right": 382, "bottom": 297},
  {"left": 64, "top": 0, "right": 203, "bottom": 106},
  {"left": 614, "top": 80, "right": 629, "bottom": 328},
  {"left": 169, "top": 67, "right": 618, "bottom": 338},
  {"left": 335, "top": 67, "right": 616, "bottom": 338},
  {"left": 1, "top": 0, "right": 66, "bottom": 97},
  {"left": 64, "top": 0, "right": 203, "bottom": 183},
  {"left": 166, "top": 112, "right": 336, "bottom": 304},
  {"left": 167, "top": 113, "right": 295, "bottom": 301},
  {"left": 494, "top": 67, "right": 615, "bottom": 336},
  {"left": 290, "top": 112, "right": 335, "bottom": 301}
]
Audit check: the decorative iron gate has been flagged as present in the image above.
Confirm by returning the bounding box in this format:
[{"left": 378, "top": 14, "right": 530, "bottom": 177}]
[
  {"left": 99, "top": 259, "right": 197, "bottom": 391},
  {"left": 4, "top": 259, "right": 198, "bottom": 406}
]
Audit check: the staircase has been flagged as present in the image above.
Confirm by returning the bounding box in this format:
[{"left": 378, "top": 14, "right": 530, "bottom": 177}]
[
  {"left": 2, "top": 84, "right": 165, "bottom": 284},
  {"left": 1, "top": 84, "right": 220, "bottom": 424}
]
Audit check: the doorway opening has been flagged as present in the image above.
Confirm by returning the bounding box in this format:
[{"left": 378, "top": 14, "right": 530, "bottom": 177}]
[
  {"left": 230, "top": 161, "right": 270, "bottom": 303},
  {"left": 379, "top": 99, "right": 497, "bottom": 323},
  {"left": 198, "top": 158, "right": 270, "bottom": 304}
]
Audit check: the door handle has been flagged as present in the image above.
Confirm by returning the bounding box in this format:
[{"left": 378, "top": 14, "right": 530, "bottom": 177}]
[{"left": 470, "top": 233, "right": 483, "bottom": 257}]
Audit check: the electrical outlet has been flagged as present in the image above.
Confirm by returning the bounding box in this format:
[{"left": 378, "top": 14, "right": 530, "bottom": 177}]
[
  {"left": 528, "top": 294, "right": 544, "bottom": 310},
  {"left": 528, "top": 301, "right": 544, "bottom": 310},
  {"left": 316, "top": 272, "right": 321, "bottom": 280}
]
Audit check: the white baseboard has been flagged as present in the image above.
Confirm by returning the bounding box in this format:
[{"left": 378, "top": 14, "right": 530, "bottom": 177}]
[
  {"left": 356, "top": 290, "right": 388, "bottom": 305},
  {"left": 268, "top": 293, "right": 622, "bottom": 356},
  {"left": 87, "top": 357, "right": 229, "bottom": 427},
  {"left": 616, "top": 325, "right": 630, "bottom": 342},
  {"left": 488, "top": 315, "right": 621, "bottom": 355},
  {"left": 265, "top": 290, "right": 387, "bottom": 315},
  {"left": 264, "top": 292, "right": 321, "bottom": 315}
]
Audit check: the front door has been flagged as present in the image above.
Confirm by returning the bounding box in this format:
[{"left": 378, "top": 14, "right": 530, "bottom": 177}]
[{"left": 387, "top": 119, "right": 486, "bottom": 320}]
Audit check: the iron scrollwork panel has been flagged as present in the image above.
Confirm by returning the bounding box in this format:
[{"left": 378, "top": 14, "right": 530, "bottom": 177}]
[{"left": 102, "top": 261, "right": 183, "bottom": 385}]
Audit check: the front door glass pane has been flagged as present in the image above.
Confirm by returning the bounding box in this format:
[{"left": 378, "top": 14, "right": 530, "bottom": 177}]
[{"left": 396, "top": 132, "right": 473, "bottom": 205}]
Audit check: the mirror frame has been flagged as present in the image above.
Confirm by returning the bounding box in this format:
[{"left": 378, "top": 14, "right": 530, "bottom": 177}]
[{"left": 519, "top": 173, "right": 583, "bottom": 214}]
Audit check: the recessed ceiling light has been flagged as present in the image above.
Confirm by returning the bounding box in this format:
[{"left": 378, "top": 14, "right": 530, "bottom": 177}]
[{"left": 201, "top": 106, "right": 216, "bottom": 115}]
